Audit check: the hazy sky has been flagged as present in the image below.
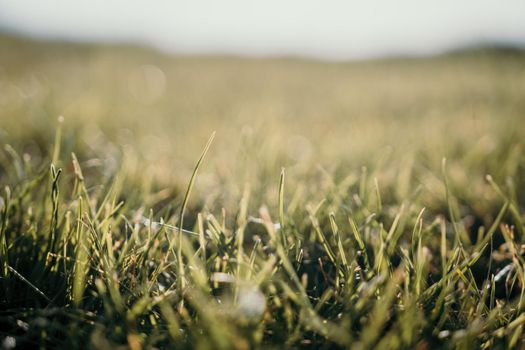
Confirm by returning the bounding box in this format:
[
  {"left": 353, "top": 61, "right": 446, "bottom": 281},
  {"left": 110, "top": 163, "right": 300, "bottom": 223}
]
[{"left": 0, "top": 0, "right": 524, "bottom": 59}]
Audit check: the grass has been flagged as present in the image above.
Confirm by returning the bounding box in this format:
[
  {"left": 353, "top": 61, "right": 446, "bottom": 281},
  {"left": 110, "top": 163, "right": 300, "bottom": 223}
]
[{"left": 0, "top": 33, "right": 525, "bottom": 349}]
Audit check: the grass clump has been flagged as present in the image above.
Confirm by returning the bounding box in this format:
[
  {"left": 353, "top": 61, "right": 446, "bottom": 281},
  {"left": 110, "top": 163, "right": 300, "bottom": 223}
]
[{"left": 0, "top": 34, "right": 525, "bottom": 349}]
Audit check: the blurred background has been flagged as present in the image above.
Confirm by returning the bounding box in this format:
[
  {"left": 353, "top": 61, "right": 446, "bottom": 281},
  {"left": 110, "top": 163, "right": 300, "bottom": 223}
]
[
  {"left": 1, "top": 0, "right": 525, "bottom": 59},
  {"left": 0, "top": 1, "right": 524, "bottom": 214}
]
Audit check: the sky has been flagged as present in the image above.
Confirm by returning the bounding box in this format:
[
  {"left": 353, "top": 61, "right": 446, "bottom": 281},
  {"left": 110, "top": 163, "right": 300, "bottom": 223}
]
[{"left": 0, "top": 0, "right": 524, "bottom": 60}]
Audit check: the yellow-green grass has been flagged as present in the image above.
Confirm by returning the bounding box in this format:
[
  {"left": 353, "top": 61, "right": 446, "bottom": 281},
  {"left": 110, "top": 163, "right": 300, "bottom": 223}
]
[{"left": 0, "top": 34, "right": 525, "bottom": 349}]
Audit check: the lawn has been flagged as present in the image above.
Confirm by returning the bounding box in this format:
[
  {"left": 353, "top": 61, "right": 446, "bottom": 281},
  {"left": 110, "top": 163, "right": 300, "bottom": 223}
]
[{"left": 0, "top": 34, "right": 525, "bottom": 349}]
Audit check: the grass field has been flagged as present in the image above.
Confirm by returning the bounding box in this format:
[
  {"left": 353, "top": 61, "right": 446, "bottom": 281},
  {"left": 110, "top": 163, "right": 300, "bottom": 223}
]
[{"left": 1, "top": 34, "right": 525, "bottom": 349}]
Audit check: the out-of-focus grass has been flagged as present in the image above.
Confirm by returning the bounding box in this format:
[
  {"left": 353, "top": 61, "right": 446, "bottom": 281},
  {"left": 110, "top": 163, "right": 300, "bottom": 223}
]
[{"left": 0, "top": 33, "right": 524, "bottom": 349}]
